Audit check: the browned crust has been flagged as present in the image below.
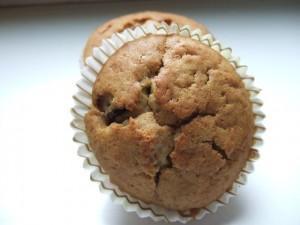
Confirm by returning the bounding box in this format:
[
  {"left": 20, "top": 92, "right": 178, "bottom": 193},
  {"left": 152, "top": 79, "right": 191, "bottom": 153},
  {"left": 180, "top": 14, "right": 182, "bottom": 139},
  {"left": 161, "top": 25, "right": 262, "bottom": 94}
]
[{"left": 84, "top": 34, "right": 254, "bottom": 211}]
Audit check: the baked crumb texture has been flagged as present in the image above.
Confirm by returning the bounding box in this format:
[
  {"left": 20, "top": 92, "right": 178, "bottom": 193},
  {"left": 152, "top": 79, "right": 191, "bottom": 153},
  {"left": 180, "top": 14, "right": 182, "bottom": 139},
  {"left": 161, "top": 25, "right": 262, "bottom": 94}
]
[{"left": 84, "top": 35, "right": 255, "bottom": 211}]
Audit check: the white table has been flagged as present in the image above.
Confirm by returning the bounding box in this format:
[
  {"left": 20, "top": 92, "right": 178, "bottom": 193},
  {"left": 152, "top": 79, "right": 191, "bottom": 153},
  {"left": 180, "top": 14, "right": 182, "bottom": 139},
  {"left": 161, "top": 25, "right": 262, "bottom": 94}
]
[{"left": 0, "top": 1, "right": 300, "bottom": 225}]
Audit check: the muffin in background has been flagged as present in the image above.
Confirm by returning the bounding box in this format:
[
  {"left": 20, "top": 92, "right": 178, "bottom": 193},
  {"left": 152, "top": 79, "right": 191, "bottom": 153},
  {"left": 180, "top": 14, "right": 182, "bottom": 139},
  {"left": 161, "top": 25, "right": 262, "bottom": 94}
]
[{"left": 83, "top": 11, "right": 208, "bottom": 60}]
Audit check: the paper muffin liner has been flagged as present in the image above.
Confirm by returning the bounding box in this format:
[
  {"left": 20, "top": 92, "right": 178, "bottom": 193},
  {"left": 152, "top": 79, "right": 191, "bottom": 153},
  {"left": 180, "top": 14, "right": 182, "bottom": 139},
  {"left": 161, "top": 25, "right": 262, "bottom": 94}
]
[{"left": 71, "top": 22, "right": 265, "bottom": 223}]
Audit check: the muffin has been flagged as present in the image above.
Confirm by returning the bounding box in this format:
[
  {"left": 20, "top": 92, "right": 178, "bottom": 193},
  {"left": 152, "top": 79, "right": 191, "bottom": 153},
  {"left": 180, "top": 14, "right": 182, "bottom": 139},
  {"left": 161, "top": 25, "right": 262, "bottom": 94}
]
[
  {"left": 83, "top": 11, "right": 208, "bottom": 60},
  {"left": 83, "top": 13, "right": 255, "bottom": 213}
]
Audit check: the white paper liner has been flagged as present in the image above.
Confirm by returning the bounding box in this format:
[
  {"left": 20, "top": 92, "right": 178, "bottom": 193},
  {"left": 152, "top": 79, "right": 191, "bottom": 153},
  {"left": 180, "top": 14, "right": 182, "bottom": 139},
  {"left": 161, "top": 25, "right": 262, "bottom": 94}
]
[{"left": 71, "top": 21, "right": 265, "bottom": 223}]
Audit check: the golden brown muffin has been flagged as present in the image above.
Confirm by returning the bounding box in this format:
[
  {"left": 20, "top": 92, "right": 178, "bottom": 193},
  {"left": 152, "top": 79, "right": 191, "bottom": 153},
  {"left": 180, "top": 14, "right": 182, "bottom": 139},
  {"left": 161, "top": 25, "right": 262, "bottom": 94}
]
[
  {"left": 83, "top": 11, "right": 208, "bottom": 60},
  {"left": 84, "top": 34, "right": 255, "bottom": 211}
]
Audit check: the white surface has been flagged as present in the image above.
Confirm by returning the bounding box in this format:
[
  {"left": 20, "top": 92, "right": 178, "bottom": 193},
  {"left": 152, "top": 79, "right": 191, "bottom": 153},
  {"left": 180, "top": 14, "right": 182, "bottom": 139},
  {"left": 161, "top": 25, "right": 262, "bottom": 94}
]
[{"left": 0, "top": 1, "right": 300, "bottom": 225}]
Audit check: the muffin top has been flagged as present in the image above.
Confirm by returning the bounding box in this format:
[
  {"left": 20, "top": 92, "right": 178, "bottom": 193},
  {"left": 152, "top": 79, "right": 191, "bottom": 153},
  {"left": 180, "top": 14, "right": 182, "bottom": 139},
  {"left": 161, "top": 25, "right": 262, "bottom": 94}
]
[{"left": 85, "top": 34, "right": 254, "bottom": 211}]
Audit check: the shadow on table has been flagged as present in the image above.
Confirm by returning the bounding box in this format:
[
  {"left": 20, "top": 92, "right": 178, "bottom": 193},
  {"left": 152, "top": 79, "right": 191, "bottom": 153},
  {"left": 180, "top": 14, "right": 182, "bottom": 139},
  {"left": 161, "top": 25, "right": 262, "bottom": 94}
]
[{"left": 100, "top": 195, "right": 247, "bottom": 225}]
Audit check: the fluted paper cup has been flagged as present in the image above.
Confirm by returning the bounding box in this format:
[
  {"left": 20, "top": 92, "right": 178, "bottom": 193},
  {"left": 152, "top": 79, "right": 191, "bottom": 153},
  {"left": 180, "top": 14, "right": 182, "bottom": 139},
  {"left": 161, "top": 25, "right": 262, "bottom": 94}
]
[{"left": 71, "top": 21, "right": 265, "bottom": 223}]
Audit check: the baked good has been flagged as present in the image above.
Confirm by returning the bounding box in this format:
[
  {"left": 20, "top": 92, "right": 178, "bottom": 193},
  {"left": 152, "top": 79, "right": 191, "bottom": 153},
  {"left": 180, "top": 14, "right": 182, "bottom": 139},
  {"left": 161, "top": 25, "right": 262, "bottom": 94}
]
[
  {"left": 84, "top": 32, "right": 254, "bottom": 211},
  {"left": 83, "top": 11, "right": 208, "bottom": 60}
]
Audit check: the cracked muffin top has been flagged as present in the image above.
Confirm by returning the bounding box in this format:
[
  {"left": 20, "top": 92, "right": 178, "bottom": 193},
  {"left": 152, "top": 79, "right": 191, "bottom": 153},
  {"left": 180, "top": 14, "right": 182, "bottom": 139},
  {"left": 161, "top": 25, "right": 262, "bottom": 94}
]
[{"left": 84, "top": 34, "right": 254, "bottom": 211}]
